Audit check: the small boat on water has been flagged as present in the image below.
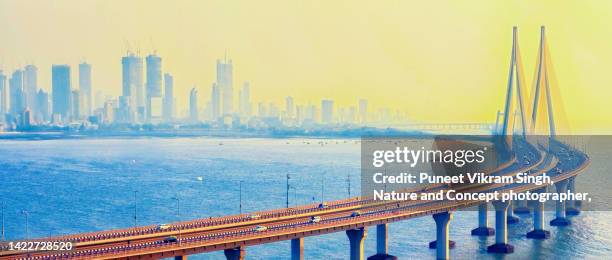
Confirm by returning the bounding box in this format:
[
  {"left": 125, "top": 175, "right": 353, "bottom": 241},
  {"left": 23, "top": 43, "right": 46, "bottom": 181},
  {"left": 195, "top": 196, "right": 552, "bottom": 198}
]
[{"left": 196, "top": 176, "right": 204, "bottom": 181}]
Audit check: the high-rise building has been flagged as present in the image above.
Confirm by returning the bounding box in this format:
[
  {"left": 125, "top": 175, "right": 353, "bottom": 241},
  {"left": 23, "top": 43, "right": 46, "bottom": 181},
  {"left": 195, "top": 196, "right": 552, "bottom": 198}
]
[
  {"left": 21, "top": 108, "right": 32, "bottom": 128},
  {"left": 36, "top": 89, "right": 50, "bottom": 122},
  {"left": 268, "top": 102, "right": 280, "bottom": 118},
  {"left": 94, "top": 90, "right": 105, "bottom": 111},
  {"left": 162, "top": 73, "right": 174, "bottom": 121},
  {"left": 121, "top": 53, "right": 144, "bottom": 119},
  {"left": 146, "top": 54, "right": 162, "bottom": 97},
  {"left": 52, "top": 65, "right": 71, "bottom": 121},
  {"left": 358, "top": 99, "right": 368, "bottom": 124},
  {"left": 211, "top": 83, "right": 221, "bottom": 120},
  {"left": 146, "top": 54, "right": 162, "bottom": 121},
  {"left": 23, "top": 65, "right": 38, "bottom": 115},
  {"left": 321, "top": 99, "right": 334, "bottom": 124},
  {"left": 9, "top": 69, "right": 25, "bottom": 116},
  {"left": 79, "top": 62, "right": 92, "bottom": 117},
  {"left": 285, "top": 96, "right": 294, "bottom": 119},
  {"left": 189, "top": 87, "right": 199, "bottom": 122},
  {"left": 258, "top": 102, "right": 267, "bottom": 118},
  {"left": 71, "top": 90, "right": 81, "bottom": 120},
  {"left": 239, "top": 82, "right": 251, "bottom": 118},
  {"left": 216, "top": 58, "right": 233, "bottom": 115},
  {"left": 296, "top": 105, "right": 304, "bottom": 124},
  {"left": 0, "top": 70, "right": 7, "bottom": 116}
]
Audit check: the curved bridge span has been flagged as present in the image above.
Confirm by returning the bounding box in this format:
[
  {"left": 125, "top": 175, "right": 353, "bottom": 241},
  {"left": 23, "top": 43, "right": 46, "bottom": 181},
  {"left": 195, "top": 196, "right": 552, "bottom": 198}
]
[
  {"left": 1, "top": 26, "right": 589, "bottom": 260},
  {"left": 0, "top": 137, "right": 590, "bottom": 260}
]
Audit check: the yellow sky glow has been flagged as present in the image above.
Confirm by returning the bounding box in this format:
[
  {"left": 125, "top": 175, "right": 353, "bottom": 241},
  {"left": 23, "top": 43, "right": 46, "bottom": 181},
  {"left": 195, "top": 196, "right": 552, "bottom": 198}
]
[{"left": 0, "top": 0, "right": 610, "bottom": 133}]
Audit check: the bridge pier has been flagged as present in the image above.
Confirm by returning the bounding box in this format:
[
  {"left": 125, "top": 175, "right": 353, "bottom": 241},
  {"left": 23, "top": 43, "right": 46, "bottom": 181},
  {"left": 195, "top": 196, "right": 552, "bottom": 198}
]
[
  {"left": 471, "top": 203, "right": 494, "bottom": 236},
  {"left": 346, "top": 227, "right": 367, "bottom": 260},
  {"left": 487, "top": 200, "right": 514, "bottom": 254},
  {"left": 550, "top": 179, "right": 571, "bottom": 226},
  {"left": 566, "top": 176, "right": 580, "bottom": 216},
  {"left": 224, "top": 246, "right": 246, "bottom": 260},
  {"left": 368, "top": 224, "right": 397, "bottom": 260},
  {"left": 174, "top": 256, "right": 188, "bottom": 260},
  {"left": 431, "top": 212, "right": 453, "bottom": 260},
  {"left": 513, "top": 198, "right": 530, "bottom": 214},
  {"left": 527, "top": 188, "right": 550, "bottom": 239},
  {"left": 506, "top": 201, "right": 520, "bottom": 224},
  {"left": 291, "top": 238, "right": 304, "bottom": 260}
]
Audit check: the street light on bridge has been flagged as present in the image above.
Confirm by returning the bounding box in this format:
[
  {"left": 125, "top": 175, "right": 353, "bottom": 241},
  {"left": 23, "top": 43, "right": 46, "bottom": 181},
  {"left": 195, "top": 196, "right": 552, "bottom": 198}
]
[
  {"left": 286, "top": 174, "right": 291, "bottom": 208},
  {"left": 1, "top": 201, "right": 5, "bottom": 241},
  {"left": 239, "top": 181, "right": 243, "bottom": 214},
  {"left": 171, "top": 196, "right": 181, "bottom": 245},
  {"left": 133, "top": 190, "right": 138, "bottom": 227},
  {"left": 20, "top": 210, "right": 29, "bottom": 240}
]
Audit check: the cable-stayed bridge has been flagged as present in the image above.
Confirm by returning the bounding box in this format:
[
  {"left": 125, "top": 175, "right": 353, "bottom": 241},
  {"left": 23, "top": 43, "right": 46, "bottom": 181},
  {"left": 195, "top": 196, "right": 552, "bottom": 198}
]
[{"left": 0, "top": 26, "right": 590, "bottom": 260}]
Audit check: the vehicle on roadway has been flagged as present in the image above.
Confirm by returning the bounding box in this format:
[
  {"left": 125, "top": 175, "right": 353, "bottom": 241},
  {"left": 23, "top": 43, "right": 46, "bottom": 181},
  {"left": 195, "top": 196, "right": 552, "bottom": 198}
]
[
  {"left": 310, "top": 216, "right": 321, "bottom": 223},
  {"left": 248, "top": 214, "right": 261, "bottom": 220},
  {"left": 157, "top": 224, "right": 170, "bottom": 231},
  {"left": 351, "top": 211, "right": 361, "bottom": 217},
  {"left": 163, "top": 236, "right": 178, "bottom": 243},
  {"left": 318, "top": 202, "right": 328, "bottom": 209},
  {"left": 254, "top": 225, "right": 268, "bottom": 232}
]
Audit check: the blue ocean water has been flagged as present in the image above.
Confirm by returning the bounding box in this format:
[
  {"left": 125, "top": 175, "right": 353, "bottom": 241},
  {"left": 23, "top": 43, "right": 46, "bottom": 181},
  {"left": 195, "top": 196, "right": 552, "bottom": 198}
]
[{"left": 0, "top": 137, "right": 610, "bottom": 259}]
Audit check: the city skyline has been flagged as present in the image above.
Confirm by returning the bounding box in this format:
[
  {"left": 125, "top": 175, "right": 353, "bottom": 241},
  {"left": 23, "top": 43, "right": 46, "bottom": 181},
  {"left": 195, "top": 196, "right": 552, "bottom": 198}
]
[
  {"left": 0, "top": 1, "right": 610, "bottom": 132},
  {"left": 0, "top": 55, "right": 401, "bottom": 129}
]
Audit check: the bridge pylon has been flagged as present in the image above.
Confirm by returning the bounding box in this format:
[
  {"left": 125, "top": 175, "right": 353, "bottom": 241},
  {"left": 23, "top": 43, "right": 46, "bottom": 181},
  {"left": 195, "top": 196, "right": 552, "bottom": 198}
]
[
  {"left": 499, "top": 27, "right": 529, "bottom": 149},
  {"left": 530, "top": 26, "right": 563, "bottom": 137}
]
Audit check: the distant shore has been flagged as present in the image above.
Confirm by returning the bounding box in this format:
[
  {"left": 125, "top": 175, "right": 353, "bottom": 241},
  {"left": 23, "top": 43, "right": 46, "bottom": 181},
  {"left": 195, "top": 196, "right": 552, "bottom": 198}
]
[{"left": 0, "top": 127, "right": 425, "bottom": 141}]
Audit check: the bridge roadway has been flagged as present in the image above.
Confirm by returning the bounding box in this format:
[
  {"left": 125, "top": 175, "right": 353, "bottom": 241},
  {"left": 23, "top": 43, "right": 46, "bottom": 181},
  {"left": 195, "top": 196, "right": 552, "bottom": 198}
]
[{"left": 1, "top": 138, "right": 590, "bottom": 260}]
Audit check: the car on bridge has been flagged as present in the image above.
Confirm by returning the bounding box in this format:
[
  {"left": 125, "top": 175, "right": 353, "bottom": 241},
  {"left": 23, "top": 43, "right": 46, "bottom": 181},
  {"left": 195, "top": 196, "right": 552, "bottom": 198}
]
[
  {"left": 248, "top": 214, "right": 261, "bottom": 220},
  {"left": 310, "top": 216, "right": 321, "bottom": 223},
  {"left": 163, "top": 236, "right": 178, "bottom": 243},
  {"left": 254, "top": 225, "right": 268, "bottom": 232},
  {"left": 351, "top": 211, "right": 361, "bottom": 217},
  {"left": 157, "top": 224, "right": 170, "bottom": 231},
  {"left": 318, "top": 202, "right": 328, "bottom": 209}
]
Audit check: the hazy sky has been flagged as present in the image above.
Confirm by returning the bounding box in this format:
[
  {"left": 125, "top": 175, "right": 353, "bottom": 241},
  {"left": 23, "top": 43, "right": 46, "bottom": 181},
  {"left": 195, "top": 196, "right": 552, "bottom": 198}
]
[{"left": 0, "top": 0, "right": 610, "bottom": 132}]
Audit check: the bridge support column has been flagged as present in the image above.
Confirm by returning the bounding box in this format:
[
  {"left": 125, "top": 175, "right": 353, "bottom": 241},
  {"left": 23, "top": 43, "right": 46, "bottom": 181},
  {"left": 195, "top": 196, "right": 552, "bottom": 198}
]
[
  {"left": 368, "top": 224, "right": 397, "bottom": 260},
  {"left": 174, "top": 256, "right": 188, "bottom": 260},
  {"left": 291, "top": 238, "right": 304, "bottom": 260},
  {"left": 471, "top": 203, "right": 494, "bottom": 236},
  {"left": 566, "top": 176, "right": 580, "bottom": 216},
  {"left": 224, "top": 246, "right": 246, "bottom": 260},
  {"left": 431, "top": 212, "right": 453, "bottom": 260},
  {"left": 487, "top": 200, "right": 514, "bottom": 254},
  {"left": 506, "top": 201, "right": 520, "bottom": 224},
  {"left": 527, "top": 188, "right": 550, "bottom": 239},
  {"left": 550, "top": 179, "right": 571, "bottom": 226},
  {"left": 514, "top": 198, "right": 530, "bottom": 214},
  {"left": 346, "top": 227, "right": 367, "bottom": 260}
]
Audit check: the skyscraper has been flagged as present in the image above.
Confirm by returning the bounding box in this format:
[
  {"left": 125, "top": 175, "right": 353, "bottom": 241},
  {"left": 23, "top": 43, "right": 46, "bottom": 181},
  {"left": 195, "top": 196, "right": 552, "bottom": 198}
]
[
  {"left": 146, "top": 54, "right": 162, "bottom": 121},
  {"left": 79, "top": 62, "right": 92, "bottom": 117},
  {"left": 9, "top": 69, "right": 25, "bottom": 116},
  {"left": 358, "top": 99, "right": 368, "bottom": 124},
  {"left": 321, "top": 99, "right": 334, "bottom": 124},
  {"left": 23, "top": 65, "right": 38, "bottom": 115},
  {"left": 52, "top": 65, "right": 71, "bottom": 120},
  {"left": 36, "top": 89, "right": 50, "bottom": 122},
  {"left": 211, "top": 83, "right": 221, "bottom": 120},
  {"left": 121, "top": 53, "right": 144, "bottom": 119},
  {"left": 0, "top": 70, "right": 7, "bottom": 116},
  {"left": 285, "top": 96, "right": 294, "bottom": 119},
  {"left": 239, "top": 82, "right": 251, "bottom": 118},
  {"left": 146, "top": 54, "right": 162, "bottom": 97},
  {"left": 189, "top": 87, "right": 198, "bottom": 122},
  {"left": 71, "top": 90, "right": 81, "bottom": 120},
  {"left": 216, "top": 58, "right": 233, "bottom": 115},
  {"left": 162, "top": 73, "right": 174, "bottom": 121}
]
